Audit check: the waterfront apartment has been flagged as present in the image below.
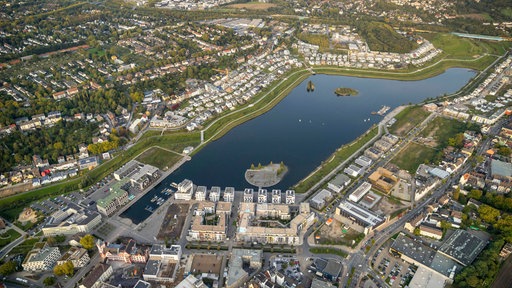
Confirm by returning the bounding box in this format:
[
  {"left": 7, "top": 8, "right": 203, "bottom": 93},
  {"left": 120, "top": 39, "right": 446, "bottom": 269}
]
[
  {"left": 243, "top": 188, "right": 254, "bottom": 203},
  {"left": 285, "top": 190, "right": 295, "bottom": 204},
  {"left": 209, "top": 186, "right": 221, "bottom": 202},
  {"left": 258, "top": 189, "right": 268, "bottom": 203},
  {"left": 195, "top": 186, "right": 207, "bottom": 201},
  {"left": 223, "top": 187, "right": 235, "bottom": 202},
  {"left": 175, "top": 179, "right": 195, "bottom": 200},
  {"left": 272, "top": 189, "right": 281, "bottom": 203},
  {"left": 96, "top": 181, "right": 130, "bottom": 216}
]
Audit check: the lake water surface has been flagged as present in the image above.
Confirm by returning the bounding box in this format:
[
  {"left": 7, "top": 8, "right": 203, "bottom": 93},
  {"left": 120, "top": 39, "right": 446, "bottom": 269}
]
[{"left": 122, "top": 68, "right": 476, "bottom": 223}]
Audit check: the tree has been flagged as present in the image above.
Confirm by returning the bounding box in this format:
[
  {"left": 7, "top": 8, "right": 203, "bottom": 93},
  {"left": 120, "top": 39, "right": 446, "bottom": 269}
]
[
  {"left": 453, "top": 188, "right": 460, "bottom": 201},
  {"left": 478, "top": 204, "right": 500, "bottom": 224},
  {"left": 80, "top": 234, "right": 95, "bottom": 250},
  {"left": 413, "top": 227, "right": 421, "bottom": 236},
  {"left": 0, "top": 261, "right": 16, "bottom": 276},
  {"left": 468, "top": 189, "right": 483, "bottom": 200},
  {"left": 54, "top": 261, "right": 74, "bottom": 276},
  {"left": 43, "top": 276, "right": 56, "bottom": 286}
]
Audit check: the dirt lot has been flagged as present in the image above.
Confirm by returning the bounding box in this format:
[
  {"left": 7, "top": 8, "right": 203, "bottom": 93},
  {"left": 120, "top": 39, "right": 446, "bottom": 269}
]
[
  {"left": 373, "top": 196, "right": 408, "bottom": 216},
  {"left": 316, "top": 219, "right": 363, "bottom": 246},
  {"left": 157, "top": 203, "right": 189, "bottom": 241},
  {"left": 191, "top": 254, "right": 223, "bottom": 275}
]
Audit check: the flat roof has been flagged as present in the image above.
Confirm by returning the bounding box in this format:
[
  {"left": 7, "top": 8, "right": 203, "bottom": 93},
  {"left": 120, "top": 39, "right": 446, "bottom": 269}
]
[
  {"left": 323, "top": 259, "right": 342, "bottom": 278},
  {"left": 144, "top": 259, "right": 160, "bottom": 276},
  {"left": 408, "top": 266, "right": 446, "bottom": 288},
  {"left": 350, "top": 182, "right": 372, "bottom": 201},
  {"left": 97, "top": 180, "right": 128, "bottom": 208},
  {"left": 337, "top": 200, "right": 384, "bottom": 227},
  {"left": 311, "top": 189, "right": 332, "bottom": 204},
  {"left": 491, "top": 159, "right": 512, "bottom": 178},
  {"left": 391, "top": 234, "right": 437, "bottom": 267},
  {"left": 329, "top": 174, "right": 351, "bottom": 187},
  {"left": 226, "top": 249, "right": 262, "bottom": 287},
  {"left": 438, "top": 229, "right": 487, "bottom": 266}
]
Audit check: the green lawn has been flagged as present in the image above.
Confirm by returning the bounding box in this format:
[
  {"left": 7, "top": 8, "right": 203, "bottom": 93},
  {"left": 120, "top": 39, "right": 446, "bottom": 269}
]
[
  {"left": 9, "top": 238, "right": 39, "bottom": 256},
  {"left": 388, "top": 106, "right": 431, "bottom": 136},
  {"left": 0, "top": 229, "right": 22, "bottom": 249},
  {"left": 136, "top": 147, "right": 183, "bottom": 170},
  {"left": 391, "top": 142, "right": 436, "bottom": 173},
  {"left": 309, "top": 247, "right": 348, "bottom": 258},
  {"left": 427, "top": 33, "right": 485, "bottom": 59}
]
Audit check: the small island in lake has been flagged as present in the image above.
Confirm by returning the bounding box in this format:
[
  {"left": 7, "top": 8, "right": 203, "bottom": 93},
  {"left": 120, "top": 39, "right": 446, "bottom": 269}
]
[
  {"left": 245, "top": 161, "right": 288, "bottom": 187},
  {"left": 307, "top": 80, "right": 315, "bottom": 92},
  {"left": 334, "top": 87, "right": 359, "bottom": 96}
]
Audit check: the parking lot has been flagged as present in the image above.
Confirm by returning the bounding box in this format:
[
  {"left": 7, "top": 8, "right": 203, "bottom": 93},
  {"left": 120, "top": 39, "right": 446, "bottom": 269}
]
[{"left": 371, "top": 242, "right": 415, "bottom": 288}]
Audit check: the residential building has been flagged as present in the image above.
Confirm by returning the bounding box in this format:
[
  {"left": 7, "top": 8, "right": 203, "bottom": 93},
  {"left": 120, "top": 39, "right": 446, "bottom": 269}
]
[
  {"left": 79, "top": 264, "right": 113, "bottom": 288},
  {"left": 195, "top": 186, "right": 207, "bottom": 201},
  {"left": 226, "top": 249, "right": 262, "bottom": 288},
  {"left": 258, "top": 189, "right": 268, "bottom": 203},
  {"left": 175, "top": 179, "right": 194, "bottom": 200},
  {"left": 272, "top": 189, "right": 281, "bottom": 204},
  {"left": 96, "top": 181, "right": 129, "bottom": 216},
  {"left": 285, "top": 190, "right": 295, "bottom": 204},
  {"left": 143, "top": 244, "right": 181, "bottom": 283},
  {"left": 57, "top": 247, "right": 90, "bottom": 268},
  {"left": 419, "top": 224, "right": 443, "bottom": 240},
  {"left": 22, "top": 246, "right": 61, "bottom": 272},
  {"left": 176, "top": 274, "right": 207, "bottom": 288},
  {"left": 243, "top": 188, "right": 254, "bottom": 203},
  {"left": 223, "top": 187, "right": 235, "bottom": 202},
  {"left": 209, "top": 186, "right": 221, "bottom": 202},
  {"left": 78, "top": 156, "right": 99, "bottom": 170}
]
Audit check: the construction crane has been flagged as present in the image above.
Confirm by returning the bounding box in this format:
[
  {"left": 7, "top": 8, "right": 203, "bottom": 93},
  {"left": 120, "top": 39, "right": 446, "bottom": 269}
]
[{"left": 212, "top": 68, "right": 229, "bottom": 79}]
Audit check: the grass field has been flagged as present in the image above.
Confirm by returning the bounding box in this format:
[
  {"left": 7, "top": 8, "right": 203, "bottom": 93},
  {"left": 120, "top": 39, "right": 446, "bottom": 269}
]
[
  {"left": 309, "top": 247, "right": 348, "bottom": 258},
  {"left": 9, "top": 238, "right": 39, "bottom": 256},
  {"left": 226, "top": 2, "right": 277, "bottom": 10},
  {"left": 388, "top": 106, "right": 431, "bottom": 136},
  {"left": 425, "top": 33, "right": 512, "bottom": 58},
  {"left": 0, "top": 229, "right": 22, "bottom": 249},
  {"left": 293, "top": 126, "right": 379, "bottom": 193},
  {"left": 136, "top": 147, "right": 183, "bottom": 170},
  {"left": 391, "top": 142, "right": 436, "bottom": 173},
  {"left": 419, "top": 117, "right": 469, "bottom": 147}
]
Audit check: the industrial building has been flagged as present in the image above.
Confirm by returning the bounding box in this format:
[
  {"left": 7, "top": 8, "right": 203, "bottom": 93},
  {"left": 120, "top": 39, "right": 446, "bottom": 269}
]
[
  {"left": 335, "top": 200, "right": 385, "bottom": 234},
  {"left": 348, "top": 181, "right": 372, "bottom": 202},
  {"left": 310, "top": 189, "right": 332, "bottom": 210}
]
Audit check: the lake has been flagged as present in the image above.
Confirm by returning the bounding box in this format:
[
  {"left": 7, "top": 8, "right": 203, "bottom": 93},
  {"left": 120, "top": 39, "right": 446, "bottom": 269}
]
[{"left": 121, "top": 68, "right": 476, "bottom": 224}]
